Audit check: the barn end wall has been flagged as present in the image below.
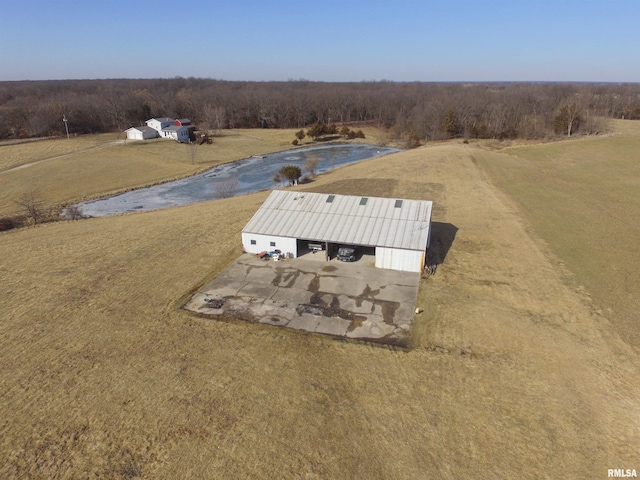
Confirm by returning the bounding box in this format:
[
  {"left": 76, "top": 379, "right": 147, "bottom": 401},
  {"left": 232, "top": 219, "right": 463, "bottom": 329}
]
[{"left": 241, "top": 233, "right": 297, "bottom": 258}]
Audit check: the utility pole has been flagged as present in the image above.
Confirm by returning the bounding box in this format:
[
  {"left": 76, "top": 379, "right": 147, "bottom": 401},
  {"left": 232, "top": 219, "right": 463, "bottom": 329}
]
[{"left": 63, "top": 114, "right": 69, "bottom": 139}]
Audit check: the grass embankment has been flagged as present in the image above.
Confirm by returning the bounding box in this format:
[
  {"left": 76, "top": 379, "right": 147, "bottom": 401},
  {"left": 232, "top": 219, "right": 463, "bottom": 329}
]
[
  {"left": 1, "top": 127, "right": 639, "bottom": 478},
  {"left": 474, "top": 119, "right": 640, "bottom": 347}
]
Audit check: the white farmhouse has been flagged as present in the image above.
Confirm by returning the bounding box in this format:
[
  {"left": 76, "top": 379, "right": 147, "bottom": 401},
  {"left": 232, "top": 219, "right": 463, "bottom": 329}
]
[{"left": 125, "top": 117, "right": 195, "bottom": 143}]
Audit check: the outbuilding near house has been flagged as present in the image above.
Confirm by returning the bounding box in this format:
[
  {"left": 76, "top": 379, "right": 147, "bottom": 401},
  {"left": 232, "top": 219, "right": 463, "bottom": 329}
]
[
  {"left": 124, "top": 126, "right": 158, "bottom": 141},
  {"left": 242, "top": 190, "right": 433, "bottom": 273}
]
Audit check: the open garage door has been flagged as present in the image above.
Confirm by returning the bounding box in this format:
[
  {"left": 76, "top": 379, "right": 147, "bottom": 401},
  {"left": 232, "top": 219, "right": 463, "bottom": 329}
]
[
  {"left": 329, "top": 243, "right": 375, "bottom": 263},
  {"left": 296, "top": 238, "right": 330, "bottom": 260}
]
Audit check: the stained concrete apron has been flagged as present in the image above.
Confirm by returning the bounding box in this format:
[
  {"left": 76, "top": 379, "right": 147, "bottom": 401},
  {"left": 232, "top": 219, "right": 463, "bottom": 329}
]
[{"left": 184, "top": 253, "right": 421, "bottom": 347}]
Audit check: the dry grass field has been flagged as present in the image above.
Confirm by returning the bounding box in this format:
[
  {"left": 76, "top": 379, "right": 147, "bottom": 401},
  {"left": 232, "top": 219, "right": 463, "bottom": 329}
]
[
  {"left": 474, "top": 119, "right": 640, "bottom": 348},
  {"left": 0, "top": 134, "right": 120, "bottom": 172},
  {"left": 1, "top": 123, "right": 639, "bottom": 478}
]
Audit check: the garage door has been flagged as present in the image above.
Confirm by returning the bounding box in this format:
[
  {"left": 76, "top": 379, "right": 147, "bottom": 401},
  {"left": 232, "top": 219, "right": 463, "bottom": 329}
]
[{"left": 375, "top": 247, "right": 424, "bottom": 272}]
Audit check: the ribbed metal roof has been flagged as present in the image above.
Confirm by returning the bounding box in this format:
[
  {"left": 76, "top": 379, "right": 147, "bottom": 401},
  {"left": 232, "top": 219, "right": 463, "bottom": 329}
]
[{"left": 243, "top": 190, "right": 433, "bottom": 251}]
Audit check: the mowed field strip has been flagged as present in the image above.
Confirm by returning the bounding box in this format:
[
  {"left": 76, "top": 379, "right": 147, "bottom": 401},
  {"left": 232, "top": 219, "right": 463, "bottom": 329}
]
[
  {"left": 1, "top": 124, "right": 639, "bottom": 478},
  {"left": 474, "top": 120, "right": 640, "bottom": 349}
]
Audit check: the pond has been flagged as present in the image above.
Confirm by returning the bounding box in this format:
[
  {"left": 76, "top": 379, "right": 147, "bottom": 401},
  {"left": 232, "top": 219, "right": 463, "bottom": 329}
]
[{"left": 73, "top": 143, "right": 401, "bottom": 217}]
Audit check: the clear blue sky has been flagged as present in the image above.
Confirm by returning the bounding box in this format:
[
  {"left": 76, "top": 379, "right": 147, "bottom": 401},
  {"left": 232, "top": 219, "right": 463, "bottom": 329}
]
[{"left": 1, "top": 0, "right": 638, "bottom": 82}]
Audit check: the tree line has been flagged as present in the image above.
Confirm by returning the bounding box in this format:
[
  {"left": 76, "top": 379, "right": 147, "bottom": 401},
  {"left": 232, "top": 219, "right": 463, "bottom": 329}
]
[{"left": 1, "top": 78, "right": 640, "bottom": 145}]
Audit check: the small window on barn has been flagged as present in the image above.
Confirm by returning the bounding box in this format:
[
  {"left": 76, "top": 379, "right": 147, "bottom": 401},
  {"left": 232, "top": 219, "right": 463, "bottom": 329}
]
[
  {"left": 326, "top": 195, "right": 335, "bottom": 203},
  {"left": 359, "top": 197, "right": 368, "bottom": 206},
  {"left": 250, "top": 240, "right": 256, "bottom": 245},
  {"left": 394, "top": 200, "right": 403, "bottom": 208},
  {"left": 270, "top": 241, "right": 276, "bottom": 247}
]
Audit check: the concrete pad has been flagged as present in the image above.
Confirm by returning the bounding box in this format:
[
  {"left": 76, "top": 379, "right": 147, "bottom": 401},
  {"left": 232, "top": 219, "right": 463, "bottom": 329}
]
[
  {"left": 347, "top": 320, "right": 396, "bottom": 339},
  {"left": 288, "top": 315, "right": 322, "bottom": 331},
  {"left": 393, "top": 306, "right": 416, "bottom": 326},
  {"left": 271, "top": 287, "right": 313, "bottom": 305},
  {"left": 314, "top": 317, "right": 351, "bottom": 336},
  {"left": 273, "top": 270, "right": 316, "bottom": 289},
  {"left": 183, "top": 293, "right": 224, "bottom": 314},
  {"left": 338, "top": 296, "right": 375, "bottom": 315},
  {"left": 202, "top": 280, "right": 246, "bottom": 298},
  {"left": 259, "top": 315, "right": 290, "bottom": 326},
  {"left": 237, "top": 283, "right": 279, "bottom": 299},
  {"left": 184, "top": 253, "right": 422, "bottom": 347}
]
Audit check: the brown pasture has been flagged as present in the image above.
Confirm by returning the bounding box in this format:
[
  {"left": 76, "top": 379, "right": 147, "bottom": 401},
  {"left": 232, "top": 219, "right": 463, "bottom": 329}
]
[
  {"left": 474, "top": 119, "right": 640, "bottom": 348},
  {"left": 0, "top": 124, "right": 639, "bottom": 478}
]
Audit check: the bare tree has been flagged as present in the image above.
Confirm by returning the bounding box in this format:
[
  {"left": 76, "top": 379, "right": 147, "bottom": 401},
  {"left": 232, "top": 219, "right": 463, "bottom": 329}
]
[
  {"left": 202, "top": 103, "right": 227, "bottom": 133},
  {"left": 189, "top": 142, "right": 197, "bottom": 164},
  {"left": 15, "top": 191, "right": 47, "bottom": 224},
  {"left": 303, "top": 154, "right": 320, "bottom": 178},
  {"left": 213, "top": 106, "right": 227, "bottom": 132},
  {"left": 554, "top": 102, "right": 582, "bottom": 137},
  {"left": 64, "top": 205, "right": 84, "bottom": 220},
  {"left": 273, "top": 173, "right": 283, "bottom": 187},
  {"left": 213, "top": 177, "right": 239, "bottom": 199}
]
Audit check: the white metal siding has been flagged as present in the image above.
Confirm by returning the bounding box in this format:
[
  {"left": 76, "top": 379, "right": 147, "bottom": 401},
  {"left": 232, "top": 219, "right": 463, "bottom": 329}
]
[
  {"left": 375, "top": 247, "right": 425, "bottom": 273},
  {"left": 241, "top": 233, "right": 297, "bottom": 258}
]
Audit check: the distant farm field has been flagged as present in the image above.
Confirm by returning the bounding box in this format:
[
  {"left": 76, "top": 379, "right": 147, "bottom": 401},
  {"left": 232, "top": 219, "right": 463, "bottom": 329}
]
[{"left": 1, "top": 124, "right": 639, "bottom": 478}]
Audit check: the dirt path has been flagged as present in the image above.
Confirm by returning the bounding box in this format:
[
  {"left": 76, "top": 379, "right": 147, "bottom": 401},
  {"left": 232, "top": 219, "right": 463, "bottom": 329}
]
[{"left": 0, "top": 140, "right": 124, "bottom": 176}]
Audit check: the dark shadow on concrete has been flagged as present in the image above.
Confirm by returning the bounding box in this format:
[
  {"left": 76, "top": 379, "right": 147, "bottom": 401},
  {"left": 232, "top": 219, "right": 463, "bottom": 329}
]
[{"left": 425, "top": 222, "right": 458, "bottom": 275}]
